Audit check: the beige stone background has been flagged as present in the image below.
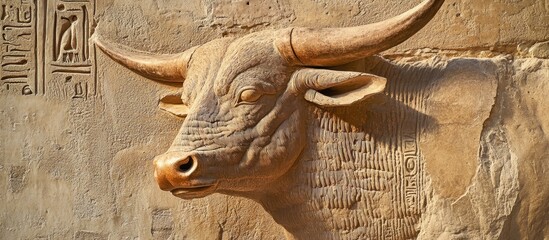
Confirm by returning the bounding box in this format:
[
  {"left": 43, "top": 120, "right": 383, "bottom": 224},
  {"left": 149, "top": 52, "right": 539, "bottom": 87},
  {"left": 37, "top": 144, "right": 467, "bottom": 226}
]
[{"left": 1, "top": 0, "right": 548, "bottom": 239}]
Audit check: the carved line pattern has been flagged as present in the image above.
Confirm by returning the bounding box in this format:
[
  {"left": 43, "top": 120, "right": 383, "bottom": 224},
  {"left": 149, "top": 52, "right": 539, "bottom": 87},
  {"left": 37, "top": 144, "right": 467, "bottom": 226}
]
[{"left": 300, "top": 60, "right": 441, "bottom": 239}]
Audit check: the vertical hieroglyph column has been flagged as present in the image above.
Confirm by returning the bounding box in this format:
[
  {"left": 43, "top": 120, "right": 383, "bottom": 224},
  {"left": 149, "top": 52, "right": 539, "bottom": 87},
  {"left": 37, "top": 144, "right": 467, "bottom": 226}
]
[
  {"left": 45, "top": 0, "right": 95, "bottom": 99},
  {"left": 0, "top": 0, "right": 39, "bottom": 95}
]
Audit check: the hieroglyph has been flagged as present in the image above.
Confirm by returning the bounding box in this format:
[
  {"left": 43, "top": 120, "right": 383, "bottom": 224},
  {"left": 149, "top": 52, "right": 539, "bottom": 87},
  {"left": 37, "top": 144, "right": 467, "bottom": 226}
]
[
  {"left": 1, "top": 0, "right": 96, "bottom": 99},
  {"left": 95, "top": 0, "right": 444, "bottom": 239}
]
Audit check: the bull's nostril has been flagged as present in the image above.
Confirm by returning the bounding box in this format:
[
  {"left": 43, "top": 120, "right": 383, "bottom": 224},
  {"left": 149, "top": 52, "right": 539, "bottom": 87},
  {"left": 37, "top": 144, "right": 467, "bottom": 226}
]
[{"left": 178, "top": 157, "right": 194, "bottom": 173}]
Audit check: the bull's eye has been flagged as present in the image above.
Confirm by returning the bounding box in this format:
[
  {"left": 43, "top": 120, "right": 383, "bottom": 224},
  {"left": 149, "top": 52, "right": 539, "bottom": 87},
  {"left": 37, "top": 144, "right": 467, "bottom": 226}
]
[{"left": 238, "top": 88, "right": 262, "bottom": 104}]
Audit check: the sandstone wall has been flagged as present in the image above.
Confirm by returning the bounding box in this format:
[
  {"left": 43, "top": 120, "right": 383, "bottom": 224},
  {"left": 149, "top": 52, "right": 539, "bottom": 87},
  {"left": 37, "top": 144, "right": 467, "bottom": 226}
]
[{"left": 1, "top": 0, "right": 548, "bottom": 239}]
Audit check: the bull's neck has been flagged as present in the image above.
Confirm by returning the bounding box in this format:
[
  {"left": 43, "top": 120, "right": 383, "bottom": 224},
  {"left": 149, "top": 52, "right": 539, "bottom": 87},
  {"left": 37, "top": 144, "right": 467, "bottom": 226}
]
[
  {"left": 249, "top": 60, "right": 434, "bottom": 239},
  {"left": 251, "top": 107, "right": 361, "bottom": 239},
  {"left": 254, "top": 152, "right": 335, "bottom": 239}
]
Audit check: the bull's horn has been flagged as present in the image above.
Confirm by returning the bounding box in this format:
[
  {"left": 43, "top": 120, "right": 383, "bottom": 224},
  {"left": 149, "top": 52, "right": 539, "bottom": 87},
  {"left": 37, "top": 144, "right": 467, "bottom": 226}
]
[
  {"left": 93, "top": 36, "right": 197, "bottom": 82},
  {"left": 276, "top": 0, "right": 444, "bottom": 66}
]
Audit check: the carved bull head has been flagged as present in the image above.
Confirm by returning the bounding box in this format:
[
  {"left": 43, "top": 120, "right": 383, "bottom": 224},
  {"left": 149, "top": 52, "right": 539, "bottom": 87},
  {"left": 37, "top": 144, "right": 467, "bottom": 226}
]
[{"left": 95, "top": 0, "right": 444, "bottom": 199}]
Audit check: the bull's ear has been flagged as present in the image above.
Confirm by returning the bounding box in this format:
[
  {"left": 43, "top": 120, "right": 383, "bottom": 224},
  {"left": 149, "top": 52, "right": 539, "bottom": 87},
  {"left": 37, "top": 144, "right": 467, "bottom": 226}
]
[
  {"left": 158, "top": 94, "right": 190, "bottom": 118},
  {"left": 292, "top": 68, "right": 386, "bottom": 107}
]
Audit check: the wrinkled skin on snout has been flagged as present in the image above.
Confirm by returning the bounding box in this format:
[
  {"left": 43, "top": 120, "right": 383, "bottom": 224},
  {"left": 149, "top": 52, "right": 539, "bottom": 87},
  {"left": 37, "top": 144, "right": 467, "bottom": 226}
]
[{"left": 152, "top": 32, "right": 386, "bottom": 199}]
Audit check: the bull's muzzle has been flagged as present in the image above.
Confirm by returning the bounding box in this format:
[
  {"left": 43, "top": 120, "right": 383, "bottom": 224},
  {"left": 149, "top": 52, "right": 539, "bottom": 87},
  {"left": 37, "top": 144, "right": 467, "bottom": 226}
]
[{"left": 153, "top": 151, "right": 197, "bottom": 191}]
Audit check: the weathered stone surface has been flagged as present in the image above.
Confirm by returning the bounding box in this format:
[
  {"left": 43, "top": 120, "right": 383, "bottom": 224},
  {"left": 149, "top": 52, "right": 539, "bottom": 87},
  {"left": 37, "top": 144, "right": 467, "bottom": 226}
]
[
  {"left": 530, "top": 41, "right": 549, "bottom": 59},
  {"left": 74, "top": 231, "right": 108, "bottom": 240},
  {"left": 151, "top": 209, "right": 173, "bottom": 239},
  {"left": 417, "top": 58, "right": 549, "bottom": 240},
  {"left": 1, "top": 0, "right": 548, "bottom": 239}
]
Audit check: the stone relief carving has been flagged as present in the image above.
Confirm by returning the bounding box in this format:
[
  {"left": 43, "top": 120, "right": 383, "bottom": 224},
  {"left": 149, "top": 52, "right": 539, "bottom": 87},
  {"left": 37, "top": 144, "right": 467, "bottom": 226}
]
[
  {"left": 94, "top": 0, "right": 445, "bottom": 238},
  {"left": 0, "top": 0, "right": 96, "bottom": 99}
]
